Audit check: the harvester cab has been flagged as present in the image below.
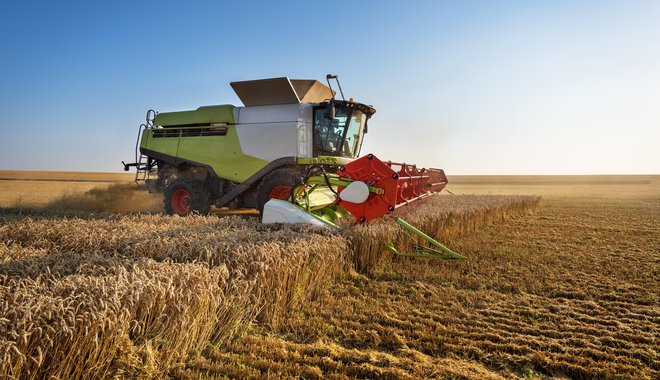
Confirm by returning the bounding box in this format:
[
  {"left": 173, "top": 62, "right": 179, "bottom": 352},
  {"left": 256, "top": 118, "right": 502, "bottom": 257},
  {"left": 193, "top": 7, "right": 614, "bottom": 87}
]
[{"left": 123, "top": 75, "right": 465, "bottom": 260}]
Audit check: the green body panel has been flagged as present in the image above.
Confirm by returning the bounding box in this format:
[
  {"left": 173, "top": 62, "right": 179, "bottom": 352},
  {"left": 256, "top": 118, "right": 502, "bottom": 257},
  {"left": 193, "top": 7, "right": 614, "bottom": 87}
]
[
  {"left": 297, "top": 156, "right": 355, "bottom": 166},
  {"left": 154, "top": 105, "right": 234, "bottom": 126},
  {"left": 153, "top": 111, "right": 194, "bottom": 126},
  {"left": 192, "top": 105, "right": 234, "bottom": 124},
  {"left": 297, "top": 156, "right": 341, "bottom": 165},
  {"left": 140, "top": 128, "right": 176, "bottom": 154},
  {"left": 141, "top": 120, "right": 269, "bottom": 183}
]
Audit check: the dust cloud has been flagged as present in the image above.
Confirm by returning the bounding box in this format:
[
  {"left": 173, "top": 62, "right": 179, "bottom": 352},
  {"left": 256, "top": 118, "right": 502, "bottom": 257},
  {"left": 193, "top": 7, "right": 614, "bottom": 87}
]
[{"left": 45, "top": 183, "right": 163, "bottom": 213}]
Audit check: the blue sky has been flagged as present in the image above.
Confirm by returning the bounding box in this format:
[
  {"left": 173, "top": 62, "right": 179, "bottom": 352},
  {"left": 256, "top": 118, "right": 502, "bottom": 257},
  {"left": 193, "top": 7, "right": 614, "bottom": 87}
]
[{"left": 0, "top": 0, "right": 658, "bottom": 174}]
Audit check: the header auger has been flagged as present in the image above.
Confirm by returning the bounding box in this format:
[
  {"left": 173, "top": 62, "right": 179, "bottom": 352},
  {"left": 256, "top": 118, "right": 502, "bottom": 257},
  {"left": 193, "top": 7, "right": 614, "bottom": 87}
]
[{"left": 123, "top": 75, "right": 465, "bottom": 260}]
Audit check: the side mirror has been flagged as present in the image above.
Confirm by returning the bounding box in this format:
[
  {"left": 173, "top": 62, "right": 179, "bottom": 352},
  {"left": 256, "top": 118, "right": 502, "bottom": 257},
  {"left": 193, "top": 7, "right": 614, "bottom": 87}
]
[{"left": 325, "top": 102, "right": 335, "bottom": 120}]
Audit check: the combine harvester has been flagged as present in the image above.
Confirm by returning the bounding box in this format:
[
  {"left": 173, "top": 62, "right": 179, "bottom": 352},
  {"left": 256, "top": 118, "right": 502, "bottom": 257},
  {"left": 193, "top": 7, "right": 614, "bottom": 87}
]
[{"left": 123, "top": 75, "right": 464, "bottom": 259}]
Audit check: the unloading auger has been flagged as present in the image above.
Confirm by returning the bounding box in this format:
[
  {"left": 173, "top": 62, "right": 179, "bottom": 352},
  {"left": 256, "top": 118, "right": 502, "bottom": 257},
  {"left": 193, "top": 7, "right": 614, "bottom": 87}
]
[{"left": 262, "top": 154, "right": 466, "bottom": 260}]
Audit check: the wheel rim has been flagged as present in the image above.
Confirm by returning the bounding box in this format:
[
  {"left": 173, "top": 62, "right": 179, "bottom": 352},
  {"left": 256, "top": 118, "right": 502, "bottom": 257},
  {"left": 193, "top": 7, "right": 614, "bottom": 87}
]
[
  {"left": 269, "top": 185, "right": 291, "bottom": 200},
  {"left": 171, "top": 189, "right": 192, "bottom": 215}
]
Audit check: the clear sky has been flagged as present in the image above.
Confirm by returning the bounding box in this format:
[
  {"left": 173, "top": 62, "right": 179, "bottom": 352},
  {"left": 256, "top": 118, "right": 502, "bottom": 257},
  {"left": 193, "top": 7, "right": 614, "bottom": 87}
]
[{"left": 0, "top": 0, "right": 658, "bottom": 174}]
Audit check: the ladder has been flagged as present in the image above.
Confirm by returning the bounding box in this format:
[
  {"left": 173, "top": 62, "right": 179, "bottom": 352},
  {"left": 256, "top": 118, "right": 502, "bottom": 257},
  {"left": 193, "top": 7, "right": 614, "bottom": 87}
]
[{"left": 123, "top": 110, "right": 156, "bottom": 184}]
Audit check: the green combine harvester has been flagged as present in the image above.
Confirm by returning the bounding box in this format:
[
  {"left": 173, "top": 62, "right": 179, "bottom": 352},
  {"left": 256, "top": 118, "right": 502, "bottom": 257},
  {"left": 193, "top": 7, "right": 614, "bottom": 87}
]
[{"left": 123, "top": 75, "right": 465, "bottom": 259}]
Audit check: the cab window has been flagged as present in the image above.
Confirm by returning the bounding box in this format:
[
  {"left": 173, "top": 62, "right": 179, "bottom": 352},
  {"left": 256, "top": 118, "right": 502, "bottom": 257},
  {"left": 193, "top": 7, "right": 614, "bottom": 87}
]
[{"left": 313, "top": 107, "right": 349, "bottom": 156}]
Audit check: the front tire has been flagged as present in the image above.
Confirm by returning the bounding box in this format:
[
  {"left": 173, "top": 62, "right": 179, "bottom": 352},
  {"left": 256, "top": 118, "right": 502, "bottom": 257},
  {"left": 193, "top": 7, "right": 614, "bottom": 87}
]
[
  {"left": 256, "top": 168, "right": 304, "bottom": 214},
  {"left": 164, "top": 178, "right": 211, "bottom": 216}
]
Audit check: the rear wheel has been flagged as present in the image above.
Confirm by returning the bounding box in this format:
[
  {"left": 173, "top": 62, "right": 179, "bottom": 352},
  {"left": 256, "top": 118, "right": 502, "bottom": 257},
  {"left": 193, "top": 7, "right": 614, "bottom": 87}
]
[
  {"left": 164, "top": 178, "right": 211, "bottom": 216},
  {"left": 256, "top": 168, "right": 303, "bottom": 214}
]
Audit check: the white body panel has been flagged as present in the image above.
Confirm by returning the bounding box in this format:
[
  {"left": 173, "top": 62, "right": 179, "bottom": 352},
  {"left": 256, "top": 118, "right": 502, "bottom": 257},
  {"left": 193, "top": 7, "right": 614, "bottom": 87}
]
[
  {"left": 233, "top": 103, "right": 314, "bottom": 161},
  {"left": 262, "top": 199, "right": 331, "bottom": 228},
  {"left": 297, "top": 103, "right": 314, "bottom": 159}
]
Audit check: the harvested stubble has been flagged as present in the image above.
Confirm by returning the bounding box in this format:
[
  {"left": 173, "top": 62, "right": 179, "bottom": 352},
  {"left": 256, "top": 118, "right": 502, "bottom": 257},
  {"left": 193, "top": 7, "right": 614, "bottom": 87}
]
[
  {"left": 346, "top": 195, "right": 540, "bottom": 274},
  {"left": 0, "top": 194, "right": 538, "bottom": 378}
]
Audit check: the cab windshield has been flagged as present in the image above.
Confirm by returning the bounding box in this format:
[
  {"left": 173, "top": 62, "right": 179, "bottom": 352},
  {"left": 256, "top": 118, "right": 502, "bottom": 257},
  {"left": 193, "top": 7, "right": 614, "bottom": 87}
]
[{"left": 313, "top": 106, "right": 366, "bottom": 158}]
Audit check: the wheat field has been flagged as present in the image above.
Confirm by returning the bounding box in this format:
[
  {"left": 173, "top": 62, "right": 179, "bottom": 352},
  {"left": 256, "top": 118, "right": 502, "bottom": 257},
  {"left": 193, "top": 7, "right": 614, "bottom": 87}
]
[{"left": 0, "top": 172, "right": 657, "bottom": 379}]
